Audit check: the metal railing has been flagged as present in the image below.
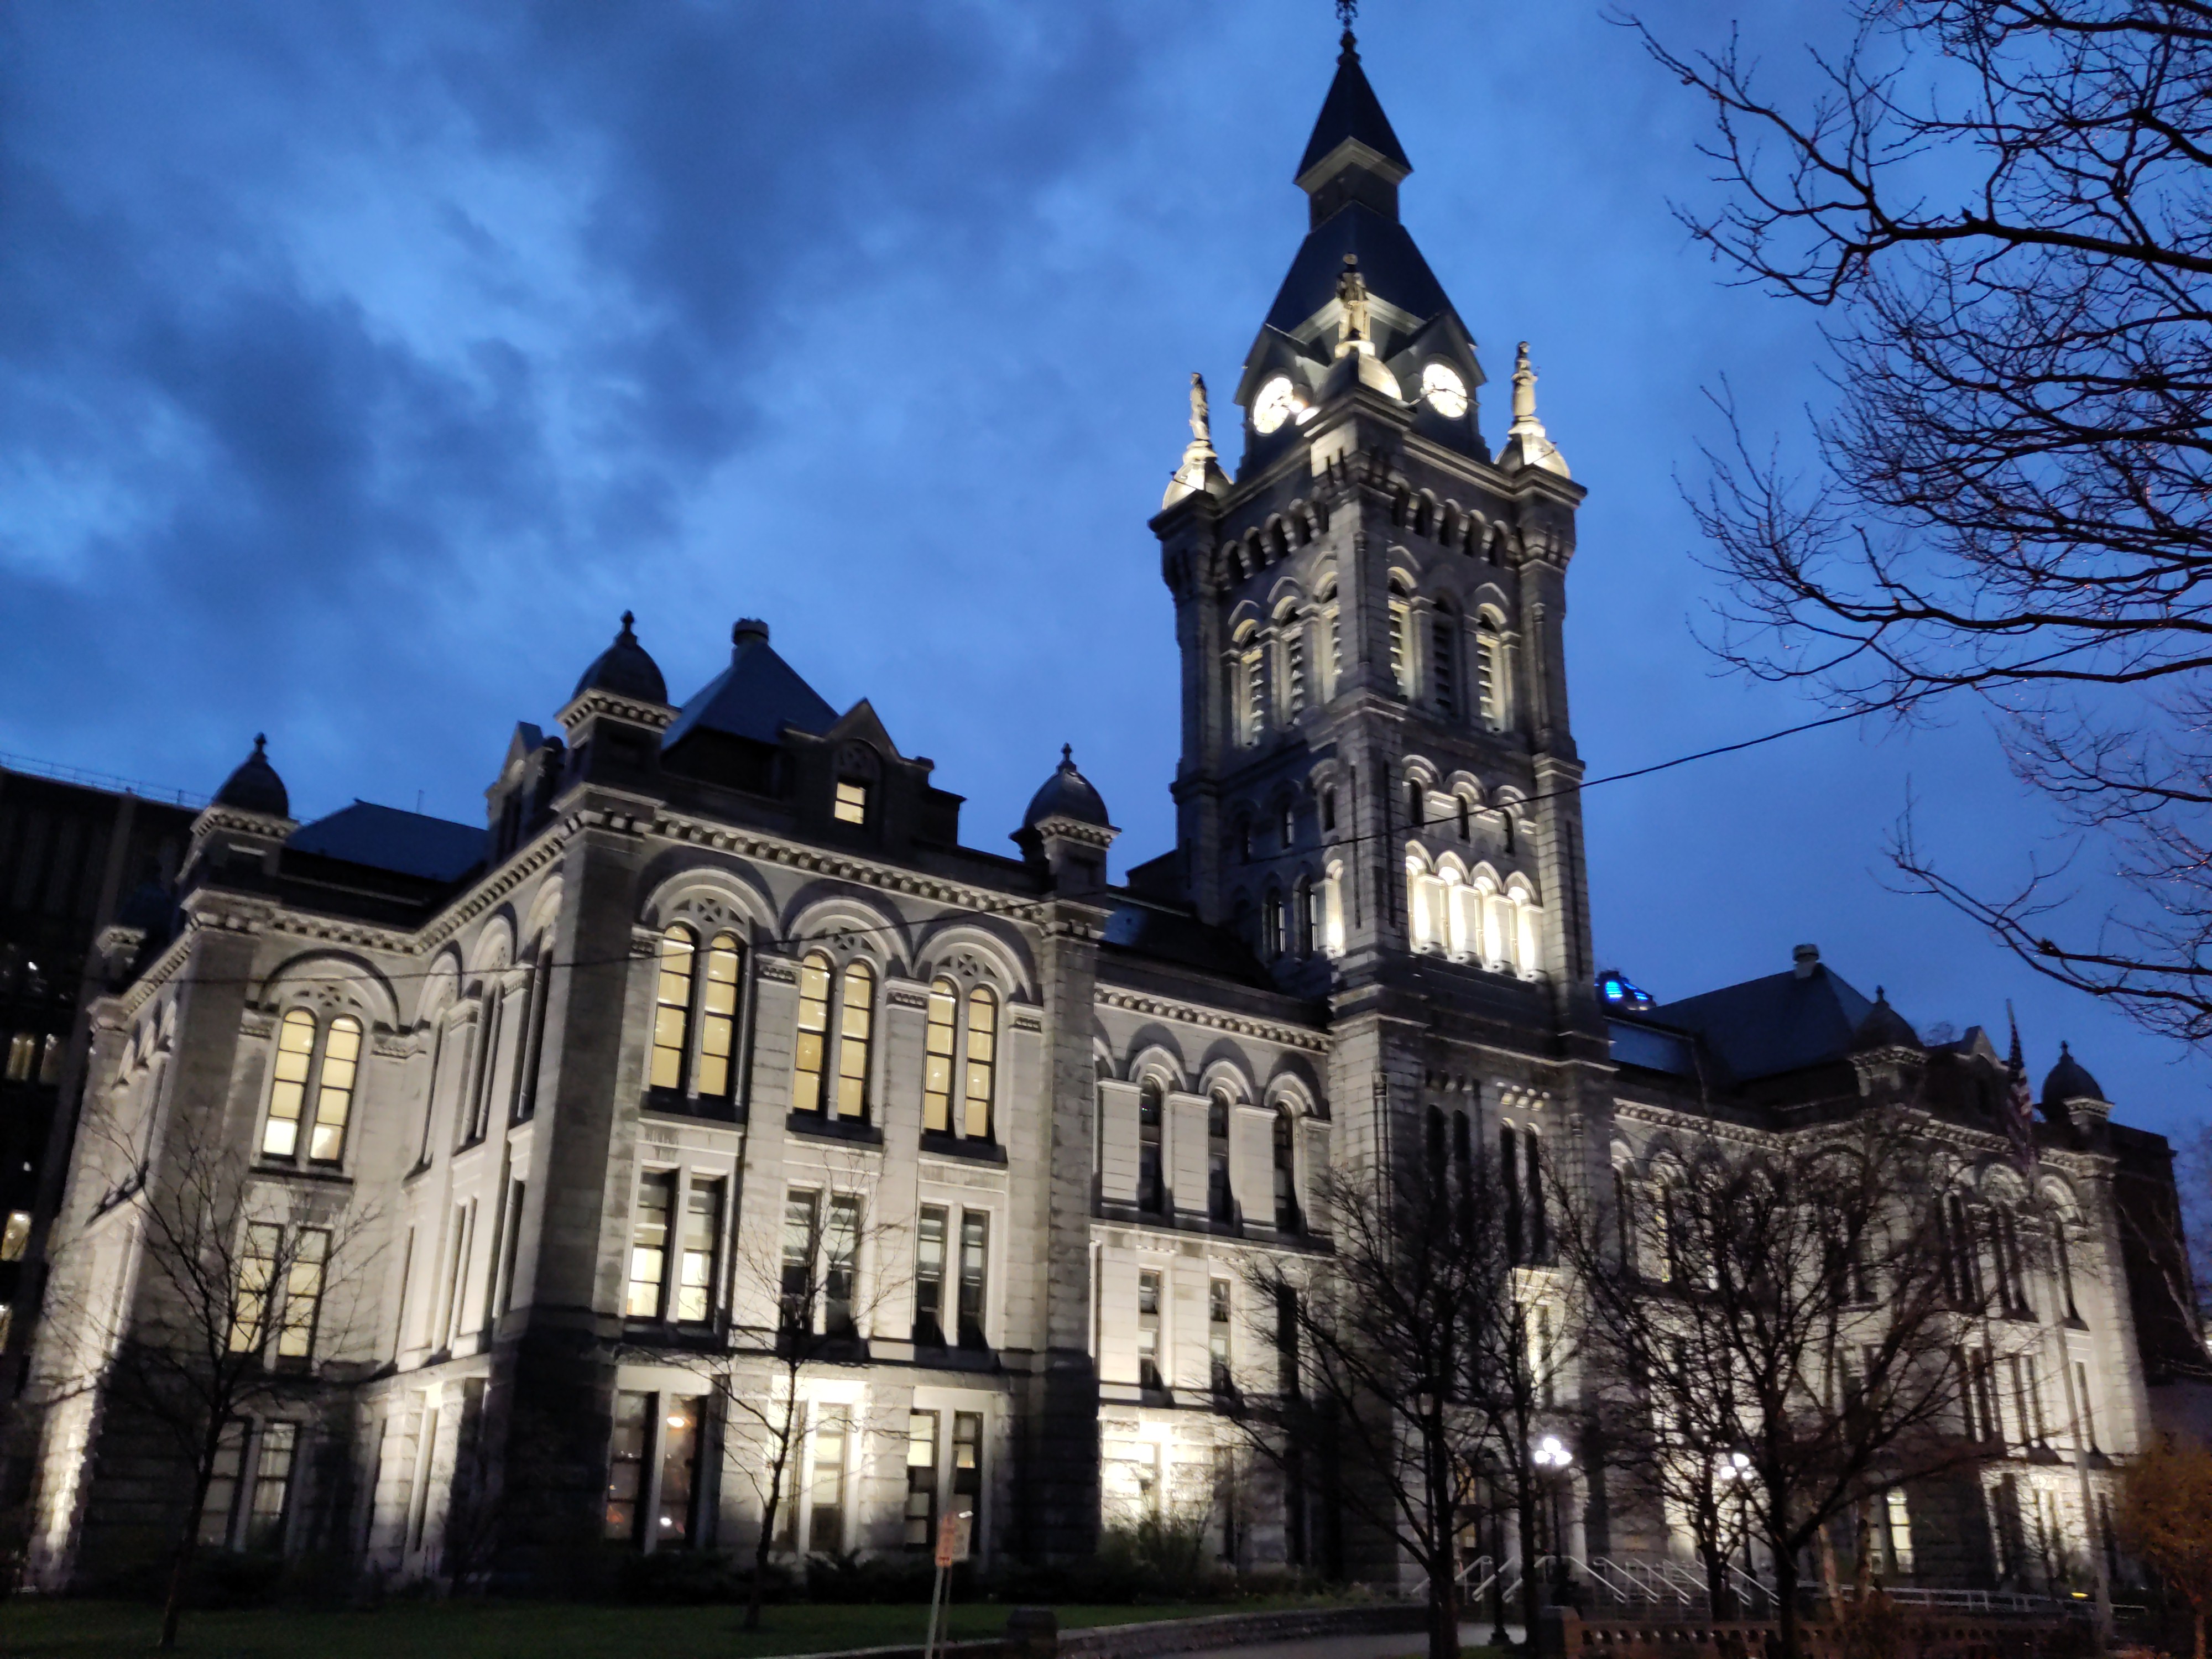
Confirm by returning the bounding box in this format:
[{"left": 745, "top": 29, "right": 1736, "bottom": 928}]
[{"left": 0, "top": 749, "right": 208, "bottom": 809}]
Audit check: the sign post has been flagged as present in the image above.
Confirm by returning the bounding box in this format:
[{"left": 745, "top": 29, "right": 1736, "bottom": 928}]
[{"left": 921, "top": 1509, "right": 973, "bottom": 1659}]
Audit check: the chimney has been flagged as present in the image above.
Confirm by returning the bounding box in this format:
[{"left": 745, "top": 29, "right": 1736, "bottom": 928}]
[{"left": 1793, "top": 943, "right": 1820, "bottom": 980}]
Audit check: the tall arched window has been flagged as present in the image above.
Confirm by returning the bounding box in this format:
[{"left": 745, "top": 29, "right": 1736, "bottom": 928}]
[
  {"left": 1234, "top": 625, "right": 1264, "bottom": 745},
  {"left": 1262, "top": 890, "right": 1285, "bottom": 959},
  {"left": 1297, "top": 878, "right": 1318, "bottom": 957},
  {"left": 650, "top": 926, "right": 697, "bottom": 1093},
  {"left": 696, "top": 933, "right": 744, "bottom": 1100},
  {"left": 963, "top": 987, "right": 997, "bottom": 1140},
  {"left": 1279, "top": 613, "right": 1307, "bottom": 719},
  {"left": 1432, "top": 613, "right": 1459, "bottom": 717},
  {"left": 1208, "top": 1091, "right": 1234, "bottom": 1221},
  {"left": 922, "top": 979, "right": 958, "bottom": 1133},
  {"left": 1138, "top": 1081, "right": 1165, "bottom": 1213},
  {"left": 1322, "top": 863, "right": 1346, "bottom": 957},
  {"left": 1475, "top": 609, "right": 1507, "bottom": 731},
  {"left": 836, "top": 962, "right": 874, "bottom": 1120},
  {"left": 793, "top": 952, "right": 833, "bottom": 1114},
  {"left": 1273, "top": 1110, "right": 1300, "bottom": 1232},
  {"left": 309, "top": 1016, "right": 361, "bottom": 1163},
  {"left": 1322, "top": 595, "right": 1343, "bottom": 697},
  {"left": 263, "top": 1010, "right": 317, "bottom": 1159},
  {"left": 1388, "top": 592, "right": 1413, "bottom": 697}
]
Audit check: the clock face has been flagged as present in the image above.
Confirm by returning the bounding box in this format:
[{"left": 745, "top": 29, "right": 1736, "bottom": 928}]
[
  {"left": 1421, "top": 362, "right": 1469, "bottom": 419},
  {"left": 1252, "top": 375, "right": 1296, "bottom": 435}
]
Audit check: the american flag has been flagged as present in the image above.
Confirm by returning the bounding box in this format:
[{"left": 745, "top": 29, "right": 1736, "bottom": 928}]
[{"left": 2002, "top": 1007, "right": 2038, "bottom": 1174}]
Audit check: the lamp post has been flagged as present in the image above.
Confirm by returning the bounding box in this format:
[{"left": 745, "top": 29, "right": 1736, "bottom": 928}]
[
  {"left": 1715, "top": 1450, "right": 1752, "bottom": 1616},
  {"left": 1532, "top": 1434, "right": 1574, "bottom": 1605}
]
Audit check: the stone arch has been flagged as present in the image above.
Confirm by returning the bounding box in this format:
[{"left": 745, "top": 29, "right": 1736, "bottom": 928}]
[
  {"left": 254, "top": 950, "right": 402, "bottom": 1030},
  {"left": 914, "top": 919, "right": 1036, "bottom": 999},
  {"left": 781, "top": 888, "right": 911, "bottom": 975},
  {"left": 640, "top": 861, "right": 779, "bottom": 941}
]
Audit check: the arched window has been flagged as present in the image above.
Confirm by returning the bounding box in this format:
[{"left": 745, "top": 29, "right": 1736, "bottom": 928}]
[
  {"left": 922, "top": 979, "right": 958, "bottom": 1133},
  {"left": 262, "top": 1010, "right": 317, "bottom": 1159},
  {"left": 1138, "top": 1081, "right": 1165, "bottom": 1214},
  {"left": 1273, "top": 1109, "right": 1300, "bottom": 1232},
  {"left": 1388, "top": 592, "right": 1413, "bottom": 697},
  {"left": 1235, "top": 627, "right": 1264, "bottom": 745},
  {"left": 309, "top": 1016, "right": 361, "bottom": 1163},
  {"left": 650, "top": 926, "right": 697, "bottom": 1093},
  {"left": 793, "top": 952, "right": 833, "bottom": 1114},
  {"left": 1280, "top": 800, "right": 1296, "bottom": 849},
  {"left": 515, "top": 933, "right": 554, "bottom": 1121},
  {"left": 695, "top": 932, "right": 743, "bottom": 1100},
  {"left": 1297, "top": 878, "right": 1318, "bottom": 957},
  {"left": 1432, "top": 614, "right": 1458, "bottom": 717},
  {"left": 1406, "top": 779, "right": 1424, "bottom": 827},
  {"left": 1208, "top": 1091, "right": 1234, "bottom": 1222},
  {"left": 1263, "top": 890, "right": 1285, "bottom": 959},
  {"left": 1322, "top": 864, "right": 1346, "bottom": 957},
  {"left": 1475, "top": 610, "right": 1507, "bottom": 731},
  {"left": 1279, "top": 616, "right": 1307, "bottom": 719},
  {"left": 836, "top": 961, "right": 875, "bottom": 1120},
  {"left": 963, "top": 986, "right": 997, "bottom": 1140},
  {"left": 1322, "top": 597, "right": 1343, "bottom": 697},
  {"left": 1321, "top": 788, "right": 1338, "bottom": 834}
]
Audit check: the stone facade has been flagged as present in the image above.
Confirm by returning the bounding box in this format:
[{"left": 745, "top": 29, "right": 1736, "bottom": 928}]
[{"left": 18, "top": 28, "right": 2187, "bottom": 1601}]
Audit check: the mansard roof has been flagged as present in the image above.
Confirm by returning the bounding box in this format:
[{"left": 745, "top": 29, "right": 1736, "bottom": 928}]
[
  {"left": 288, "top": 802, "right": 486, "bottom": 883},
  {"left": 664, "top": 619, "right": 839, "bottom": 750},
  {"left": 1644, "top": 961, "right": 1880, "bottom": 1084}
]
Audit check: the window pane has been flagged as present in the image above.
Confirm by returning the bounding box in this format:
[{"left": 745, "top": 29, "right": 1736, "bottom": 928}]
[
  {"left": 963, "top": 989, "right": 995, "bottom": 1140},
  {"left": 922, "top": 982, "right": 956, "bottom": 1133},
  {"left": 677, "top": 1178, "right": 722, "bottom": 1323},
  {"left": 825, "top": 1194, "right": 860, "bottom": 1337},
  {"left": 952, "top": 1411, "right": 983, "bottom": 1506},
  {"left": 246, "top": 1423, "right": 296, "bottom": 1550},
  {"left": 231, "top": 1223, "right": 282, "bottom": 1353},
  {"left": 625, "top": 1172, "right": 675, "bottom": 1319},
  {"left": 833, "top": 780, "right": 868, "bottom": 825},
  {"left": 651, "top": 928, "right": 695, "bottom": 1092},
  {"left": 695, "top": 935, "right": 742, "bottom": 1100},
  {"left": 309, "top": 1016, "right": 361, "bottom": 1162},
  {"left": 781, "top": 1191, "right": 818, "bottom": 1331},
  {"left": 0, "top": 1212, "right": 29, "bottom": 1262},
  {"left": 656, "top": 1399, "right": 701, "bottom": 1544},
  {"left": 276, "top": 1229, "right": 328, "bottom": 1358},
  {"left": 905, "top": 1411, "right": 940, "bottom": 1549},
  {"left": 808, "top": 1407, "right": 849, "bottom": 1551},
  {"left": 605, "top": 1391, "right": 649, "bottom": 1541},
  {"left": 199, "top": 1421, "right": 248, "bottom": 1547},
  {"left": 958, "top": 1211, "right": 988, "bottom": 1348},
  {"left": 836, "top": 964, "right": 873, "bottom": 1120},
  {"left": 914, "top": 1207, "right": 946, "bottom": 1345},
  {"left": 792, "top": 954, "right": 831, "bottom": 1113},
  {"left": 263, "top": 1011, "right": 315, "bottom": 1158}
]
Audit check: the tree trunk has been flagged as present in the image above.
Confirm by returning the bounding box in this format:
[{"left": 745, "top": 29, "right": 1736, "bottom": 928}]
[
  {"left": 747, "top": 1491, "right": 778, "bottom": 1632},
  {"left": 1428, "top": 1567, "right": 1460, "bottom": 1659},
  {"left": 1517, "top": 1473, "right": 1542, "bottom": 1643},
  {"left": 1772, "top": 1543, "right": 1802, "bottom": 1659},
  {"left": 159, "top": 1533, "right": 194, "bottom": 1652},
  {"left": 2195, "top": 1606, "right": 2206, "bottom": 1659}
]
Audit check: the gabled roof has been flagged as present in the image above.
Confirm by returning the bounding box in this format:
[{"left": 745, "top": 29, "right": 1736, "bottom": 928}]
[
  {"left": 664, "top": 630, "right": 839, "bottom": 750},
  {"left": 1645, "top": 964, "right": 1881, "bottom": 1084},
  {"left": 1263, "top": 202, "right": 1452, "bottom": 338},
  {"left": 288, "top": 802, "right": 486, "bottom": 884},
  {"left": 1297, "top": 34, "right": 1411, "bottom": 181}
]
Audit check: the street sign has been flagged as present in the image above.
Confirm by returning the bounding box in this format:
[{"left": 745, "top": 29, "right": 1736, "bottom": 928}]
[{"left": 935, "top": 1508, "right": 973, "bottom": 1567}]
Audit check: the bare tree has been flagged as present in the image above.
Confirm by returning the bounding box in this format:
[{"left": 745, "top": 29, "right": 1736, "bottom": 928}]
[
  {"left": 1552, "top": 1110, "right": 2011, "bottom": 1659},
  {"left": 36, "top": 1099, "right": 379, "bottom": 1648},
  {"left": 2119, "top": 1432, "right": 2212, "bottom": 1659},
  {"left": 1630, "top": 1, "right": 2212, "bottom": 1044},
  {"left": 1228, "top": 1132, "right": 1574, "bottom": 1659},
  {"left": 625, "top": 1158, "right": 908, "bottom": 1631}
]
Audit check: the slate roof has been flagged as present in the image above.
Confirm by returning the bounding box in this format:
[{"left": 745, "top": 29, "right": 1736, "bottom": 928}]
[
  {"left": 288, "top": 802, "right": 486, "bottom": 883},
  {"left": 1297, "top": 36, "right": 1412, "bottom": 179},
  {"left": 1264, "top": 202, "right": 1453, "bottom": 337},
  {"left": 665, "top": 631, "right": 839, "bottom": 750},
  {"left": 1102, "top": 899, "right": 1274, "bottom": 988},
  {"left": 1644, "top": 964, "right": 1880, "bottom": 1084}
]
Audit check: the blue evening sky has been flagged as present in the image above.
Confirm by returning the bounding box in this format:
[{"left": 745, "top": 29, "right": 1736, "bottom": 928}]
[{"left": 5, "top": 2, "right": 2203, "bottom": 1141}]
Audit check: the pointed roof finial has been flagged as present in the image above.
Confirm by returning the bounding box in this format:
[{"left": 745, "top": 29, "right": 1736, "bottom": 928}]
[
  {"left": 1337, "top": 0, "right": 1358, "bottom": 49},
  {"left": 253, "top": 733, "right": 267, "bottom": 755},
  {"left": 1500, "top": 340, "right": 1572, "bottom": 478},
  {"left": 1061, "top": 743, "right": 1074, "bottom": 766},
  {"left": 619, "top": 609, "right": 636, "bottom": 636}
]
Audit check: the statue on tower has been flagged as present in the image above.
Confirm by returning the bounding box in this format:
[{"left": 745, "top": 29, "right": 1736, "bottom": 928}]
[
  {"left": 1334, "top": 254, "right": 1372, "bottom": 357},
  {"left": 1189, "top": 372, "right": 1212, "bottom": 444},
  {"left": 1162, "top": 371, "right": 1230, "bottom": 509}
]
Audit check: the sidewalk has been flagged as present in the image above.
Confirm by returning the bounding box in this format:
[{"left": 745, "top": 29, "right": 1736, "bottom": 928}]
[{"left": 1176, "top": 1620, "right": 1524, "bottom": 1659}]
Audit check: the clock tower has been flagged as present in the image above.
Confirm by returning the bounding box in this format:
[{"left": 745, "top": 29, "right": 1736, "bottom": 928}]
[{"left": 1147, "top": 23, "right": 1604, "bottom": 1175}]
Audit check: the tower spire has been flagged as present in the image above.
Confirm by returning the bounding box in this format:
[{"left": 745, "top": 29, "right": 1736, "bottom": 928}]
[{"left": 1295, "top": 3, "right": 1410, "bottom": 227}]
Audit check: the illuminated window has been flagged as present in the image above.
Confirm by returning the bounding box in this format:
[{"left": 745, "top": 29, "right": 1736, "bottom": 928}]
[
  {"left": 915, "top": 1206, "right": 947, "bottom": 1345},
  {"left": 905, "top": 1411, "right": 940, "bottom": 1550},
  {"left": 1388, "top": 597, "right": 1413, "bottom": 697},
  {"left": 836, "top": 962, "right": 874, "bottom": 1119},
  {"left": 276, "top": 1230, "right": 327, "bottom": 1359},
  {"left": 833, "top": 780, "right": 868, "bottom": 825},
  {"left": 1211, "top": 1279, "right": 1233, "bottom": 1392},
  {"left": 649, "top": 927, "right": 696, "bottom": 1093},
  {"left": 3, "top": 1034, "right": 33, "bottom": 1082},
  {"left": 1281, "top": 626, "right": 1306, "bottom": 718},
  {"left": 262, "top": 1011, "right": 316, "bottom": 1158},
  {"left": 229, "top": 1223, "right": 281, "bottom": 1353},
  {"left": 0, "top": 1212, "right": 29, "bottom": 1262},
  {"left": 676, "top": 1177, "right": 722, "bottom": 1323},
  {"left": 922, "top": 980, "right": 957, "bottom": 1133},
  {"left": 36, "top": 1034, "right": 60, "bottom": 1084},
  {"left": 963, "top": 987, "right": 997, "bottom": 1140},
  {"left": 657, "top": 1399, "right": 700, "bottom": 1543},
  {"left": 695, "top": 933, "right": 743, "bottom": 1100},
  {"left": 625, "top": 1171, "right": 674, "bottom": 1319},
  {"left": 605, "top": 1390, "right": 648, "bottom": 1540},
  {"left": 309, "top": 1016, "right": 360, "bottom": 1163},
  {"left": 952, "top": 1410, "right": 983, "bottom": 1522},
  {"left": 808, "top": 1406, "right": 851, "bottom": 1552},
  {"left": 793, "top": 953, "right": 832, "bottom": 1113}
]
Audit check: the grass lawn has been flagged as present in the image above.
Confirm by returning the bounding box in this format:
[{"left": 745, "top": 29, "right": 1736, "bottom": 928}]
[{"left": 0, "top": 1595, "right": 1391, "bottom": 1659}]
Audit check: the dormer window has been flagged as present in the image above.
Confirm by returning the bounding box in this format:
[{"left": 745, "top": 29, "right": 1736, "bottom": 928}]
[{"left": 833, "top": 781, "right": 868, "bottom": 825}]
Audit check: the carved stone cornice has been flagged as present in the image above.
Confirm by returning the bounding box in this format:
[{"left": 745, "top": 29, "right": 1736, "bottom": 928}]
[
  {"left": 1094, "top": 987, "right": 1328, "bottom": 1053},
  {"left": 557, "top": 688, "right": 677, "bottom": 733},
  {"left": 755, "top": 957, "right": 799, "bottom": 986}
]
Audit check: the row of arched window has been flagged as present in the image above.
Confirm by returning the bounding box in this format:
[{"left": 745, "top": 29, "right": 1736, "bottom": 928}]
[
  {"left": 1406, "top": 854, "right": 1542, "bottom": 974},
  {"left": 1122, "top": 1076, "right": 1302, "bottom": 1233},
  {"left": 1242, "top": 866, "right": 1346, "bottom": 964},
  {"left": 260, "top": 1009, "right": 362, "bottom": 1165},
  {"left": 650, "top": 926, "right": 1000, "bottom": 1141},
  {"left": 1230, "top": 587, "right": 1509, "bottom": 745}
]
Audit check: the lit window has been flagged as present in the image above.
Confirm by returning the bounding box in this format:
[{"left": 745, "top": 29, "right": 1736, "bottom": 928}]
[
  {"left": 1211, "top": 1279, "right": 1233, "bottom": 1392},
  {"left": 262, "top": 1011, "right": 316, "bottom": 1158},
  {"left": 793, "top": 953, "right": 832, "bottom": 1113},
  {"left": 229, "top": 1223, "right": 281, "bottom": 1353},
  {"left": 695, "top": 934, "right": 743, "bottom": 1100},
  {"left": 952, "top": 1410, "right": 983, "bottom": 1524},
  {"left": 657, "top": 1400, "right": 700, "bottom": 1543},
  {"left": 836, "top": 963, "right": 874, "bottom": 1120},
  {"left": 958, "top": 1210, "right": 989, "bottom": 1348},
  {"left": 1885, "top": 1489, "right": 1914, "bottom": 1575},
  {"left": 808, "top": 1407, "right": 851, "bottom": 1552},
  {"left": 905, "top": 1411, "right": 940, "bottom": 1550},
  {"left": 36, "top": 1034, "right": 60, "bottom": 1084},
  {"left": 3, "top": 1034, "right": 33, "bottom": 1082},
  {"left": 915, "top": 1207, "right": 947, "bottom": 1345},
  {"left": 922, "top": 980, "right": 957, "bottom": 1133},
  {"left": 309, "top": 1016, "right": 360, "bottom": 1163},
  {"left": 276, "top": 1229, "right": 328, "bottom": 1359},
  {"left": 625, "top": 1171, "right": 674, "bottom": 1319},
  {"left": 1388, "top": 598, "right": 1413, "bottom": 697},
  {"left": 833, "top": 780, "right": 868, "bottom": 825},
  {"left": 963, "top": 987, "right": 996, "bottom": 1140},
  {"left": 676, "top": 1177, "right": 722, "bottom": 1322},
  {"left": 0, "top": 1212, "right": 29, "bottom": 1262},
  {"left": 605, "top": 1391, "right": 648, "bottom": 1540},
  {"left": 649, "top": 927, "right": 696, "bottom": 1093}
]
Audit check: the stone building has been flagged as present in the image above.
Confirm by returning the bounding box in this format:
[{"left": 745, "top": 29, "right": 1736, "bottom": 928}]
[{"left": 19, "top": 27, "right": 2195, "bottom": 1598}]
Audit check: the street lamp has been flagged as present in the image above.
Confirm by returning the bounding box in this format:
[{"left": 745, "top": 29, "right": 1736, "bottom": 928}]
[{"left": 1532, "top": 1436, "right": 1575, "bottom": 1605}]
